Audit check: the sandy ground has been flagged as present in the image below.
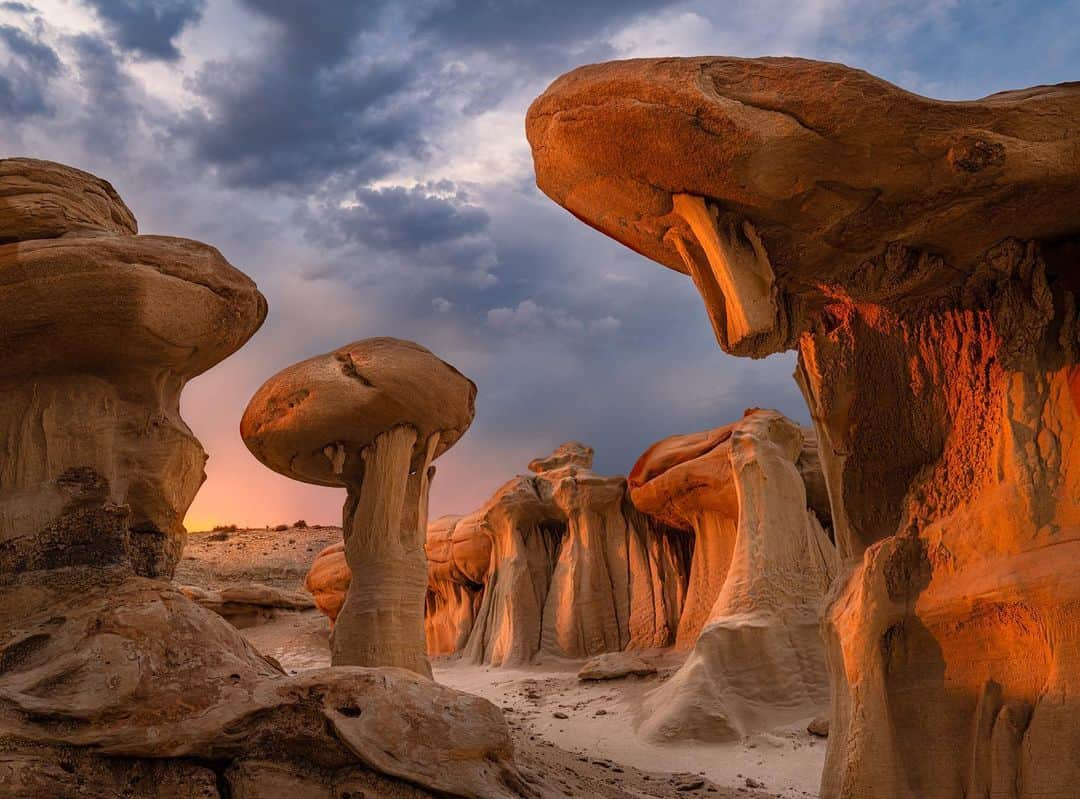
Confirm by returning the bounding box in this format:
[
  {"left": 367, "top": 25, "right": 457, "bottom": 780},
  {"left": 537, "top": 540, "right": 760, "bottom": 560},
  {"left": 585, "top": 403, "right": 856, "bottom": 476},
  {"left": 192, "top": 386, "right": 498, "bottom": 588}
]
[{"left": 184, "top": 526, "right": 824, "bottom": 798}]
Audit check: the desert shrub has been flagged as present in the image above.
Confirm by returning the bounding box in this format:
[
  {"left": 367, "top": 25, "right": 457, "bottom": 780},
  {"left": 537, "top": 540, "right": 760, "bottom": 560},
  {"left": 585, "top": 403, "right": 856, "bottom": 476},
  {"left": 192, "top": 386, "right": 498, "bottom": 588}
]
[{"left": 293, "top": 519, "right": 308, "bottom": 529}]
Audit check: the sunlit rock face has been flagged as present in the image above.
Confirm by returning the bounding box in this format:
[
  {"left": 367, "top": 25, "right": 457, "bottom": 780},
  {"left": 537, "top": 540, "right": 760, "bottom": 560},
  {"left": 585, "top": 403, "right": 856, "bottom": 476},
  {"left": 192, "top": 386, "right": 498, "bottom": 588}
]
[
  {"left": 309, "top": 442, "right": 693, "bottom": 666},
  {"left": 241, "top": 338, "right": 477, "bottom": 677},
  {"left": 528, "top": 58, "right": 1080, "bottom": 797},
  {"left": 0, "top": 159, "right": 533, "bottom": 799},
  {"left": 629, "top": 409, "right": 836, "bottom": 742}
]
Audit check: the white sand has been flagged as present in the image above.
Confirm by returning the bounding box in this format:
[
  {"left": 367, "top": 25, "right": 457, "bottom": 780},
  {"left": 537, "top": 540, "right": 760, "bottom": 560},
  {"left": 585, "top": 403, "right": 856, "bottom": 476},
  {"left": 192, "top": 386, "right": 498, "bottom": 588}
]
[{"left": 433, "top": 654, "right": 823, "bottom": 799}]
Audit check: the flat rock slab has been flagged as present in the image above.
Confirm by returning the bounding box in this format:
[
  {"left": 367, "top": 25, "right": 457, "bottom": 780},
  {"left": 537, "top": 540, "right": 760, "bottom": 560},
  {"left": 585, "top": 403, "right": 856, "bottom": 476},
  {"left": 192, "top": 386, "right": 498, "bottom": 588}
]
[{"left": 577, "top": 653, "right": 657, "bottom": 681}]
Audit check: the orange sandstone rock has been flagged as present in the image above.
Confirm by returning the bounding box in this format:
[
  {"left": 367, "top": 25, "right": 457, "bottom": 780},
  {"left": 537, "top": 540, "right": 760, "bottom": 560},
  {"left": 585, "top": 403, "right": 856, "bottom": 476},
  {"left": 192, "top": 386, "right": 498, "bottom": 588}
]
[
  {"left": 309, "top": 442, "right": 692, "bottom": 666},
  {"left": 528, "top": 57, "right": 1080, "bottom": 797}
]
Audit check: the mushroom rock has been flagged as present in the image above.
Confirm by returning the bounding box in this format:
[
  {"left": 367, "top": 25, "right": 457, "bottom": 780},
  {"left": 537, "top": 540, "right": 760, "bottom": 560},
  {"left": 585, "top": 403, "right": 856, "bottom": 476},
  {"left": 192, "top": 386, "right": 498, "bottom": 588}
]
[
  {"left": 528, "top": 57, "right": 1080, "bottom": 796},
  {"left": 309, "top": 442, "right": 692, "bottom": 667},
  {"left": 242, "top": 338, "right": 477, "bottom": 676},
  {"left": 0, "top": 160, "right": 535, "bottom": 798},
  {"left": 630, "top": 409, "right": 837, "bottom": 742}
]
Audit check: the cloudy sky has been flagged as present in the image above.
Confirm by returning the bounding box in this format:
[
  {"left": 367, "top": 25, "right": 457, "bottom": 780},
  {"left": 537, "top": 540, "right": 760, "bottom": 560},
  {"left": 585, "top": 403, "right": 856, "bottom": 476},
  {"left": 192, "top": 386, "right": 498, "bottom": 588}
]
[{"left": 3, "top": 0, "right": 1076, "bottom": 529}]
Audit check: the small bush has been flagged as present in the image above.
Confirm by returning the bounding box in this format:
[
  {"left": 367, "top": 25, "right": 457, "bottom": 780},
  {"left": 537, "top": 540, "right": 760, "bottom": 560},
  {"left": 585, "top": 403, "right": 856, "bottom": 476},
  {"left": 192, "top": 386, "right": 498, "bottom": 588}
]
[
  {"left": 273, "top": 524, "right": 289, "bottom": 532},
  {"left": 212, "top": 524, "right": 238, "bottom": 533},
  {"left": 293, "top": 519, "right": 308, "bottom": 529}
]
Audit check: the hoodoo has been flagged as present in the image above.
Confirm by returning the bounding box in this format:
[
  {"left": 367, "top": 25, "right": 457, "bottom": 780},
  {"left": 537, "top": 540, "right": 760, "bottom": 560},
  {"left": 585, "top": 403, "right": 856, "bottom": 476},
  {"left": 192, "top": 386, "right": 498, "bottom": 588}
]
[
  {"left": 528, "top": 58, "right": 1080, "bottom": 797},
  {"left": 629, "top": 409, "right": 836, "bottom": 742},
  {"left": 0, "top": 159, "right": 530, "bottom": 798},
  {"left": 308, "top": 441, "right": 693, "bottom": 667},
  {"left": 241, "top": 337, "right": 476, "bottom": 675}
]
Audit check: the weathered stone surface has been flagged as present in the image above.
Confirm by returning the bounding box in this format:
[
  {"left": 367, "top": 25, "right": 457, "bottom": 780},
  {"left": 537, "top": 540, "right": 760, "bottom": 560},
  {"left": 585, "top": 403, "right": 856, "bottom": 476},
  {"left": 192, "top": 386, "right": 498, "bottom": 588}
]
[
  {"left": 242, "top": 338, "right": 476, "bottom": 675},
  {"left": 0, "top": 160, "right": 540, "bottom": 799},
  {"left": 630, "top": 410, "right": 836, "bottom": 742},
  {"left": 529, "top": 57, "right": 1080, "bottom": 797},
  {"left": 0, "top": 234, "right": 267, "bottom": 579},
  {"left": 577, "top": 652, "right": 657, "bottom": 681},
  {"left": 309, "top": 442, "right": 692, "bottom": 667},
  {"left": 180, "top": 582, "right": 315, "bottom": 628},
  {"left": 0, "top": 157, "right": 137, "bottom": 243}
]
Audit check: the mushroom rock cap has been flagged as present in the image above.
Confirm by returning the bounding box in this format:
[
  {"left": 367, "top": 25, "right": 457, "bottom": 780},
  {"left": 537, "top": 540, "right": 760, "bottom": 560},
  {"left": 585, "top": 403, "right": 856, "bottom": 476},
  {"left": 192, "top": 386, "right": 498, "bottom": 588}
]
[
  {"left": 630, "top": 409, "right": 830, "bottom": 532},
  {"left": 241, "top": 337, "right": 477, "bottom": 486},
  {"left": 0, "top": 157, "right": 137, "bottom": 242},
  {"left": 0, "top": 235, "right": 268, "bottom": 380},
  {"left": 527, "top": 57, "right": 1080, "bottom": 355},
  {"left": 628, "top": 422, "right": 738, "bottom": 530}
]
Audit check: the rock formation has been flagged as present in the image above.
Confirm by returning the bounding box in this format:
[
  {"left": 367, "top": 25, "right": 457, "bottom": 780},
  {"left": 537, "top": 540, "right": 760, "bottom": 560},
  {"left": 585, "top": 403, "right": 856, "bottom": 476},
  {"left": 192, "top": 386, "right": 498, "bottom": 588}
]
[
  {"left": 306, "top": 539, "right": 351, "bottom": 625},
  {"left": 528, "top": 58, "right": 1080, "bottom": 797},
  {"left": 0, "top": 159, "right": 531, "bottom": 798},
  {"left": 309, "top": 442, "right": 693, "bottom": 666},
  {"left": 179, "top": 583, "right": 315, "bottom": 629},
  {"left": 241, "top": 338, "right": 476, "bottom": 676},
  {"left": 630, "top": 409, "right": 836, "bottom": 742}
]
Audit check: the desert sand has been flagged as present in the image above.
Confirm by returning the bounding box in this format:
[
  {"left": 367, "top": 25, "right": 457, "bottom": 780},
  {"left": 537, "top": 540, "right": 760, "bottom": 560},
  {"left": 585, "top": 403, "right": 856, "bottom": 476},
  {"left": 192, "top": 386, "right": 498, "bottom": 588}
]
[{"left": 182, "top": 524, "right": 823, "bottom": 799}]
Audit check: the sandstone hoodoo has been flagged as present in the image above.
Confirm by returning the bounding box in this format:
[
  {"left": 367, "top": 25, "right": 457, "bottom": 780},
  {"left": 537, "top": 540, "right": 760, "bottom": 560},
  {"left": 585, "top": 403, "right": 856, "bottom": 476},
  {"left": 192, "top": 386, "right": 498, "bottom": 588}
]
[
  {"left": 241, "top": 337, "right": 477, "bottom": 676},
  {"left": 308, "top": 441, "right": 693, "bottom": 667},
  {"left": 0, "top": 159, "right": 532, "bottom": 798},
  {"left": 630, "top": 409, "right": 836, "bottom": 742},
  {"left": 529, "top": 58, "right": 1080, "bottom": 797}
]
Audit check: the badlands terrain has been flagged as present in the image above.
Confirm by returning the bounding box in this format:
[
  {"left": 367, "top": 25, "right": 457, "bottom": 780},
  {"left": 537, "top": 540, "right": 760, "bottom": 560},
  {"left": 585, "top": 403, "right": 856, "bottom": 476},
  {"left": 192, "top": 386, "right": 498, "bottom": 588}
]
[{"left": 179, "top": 523, "right": 825, "bottom": 799}]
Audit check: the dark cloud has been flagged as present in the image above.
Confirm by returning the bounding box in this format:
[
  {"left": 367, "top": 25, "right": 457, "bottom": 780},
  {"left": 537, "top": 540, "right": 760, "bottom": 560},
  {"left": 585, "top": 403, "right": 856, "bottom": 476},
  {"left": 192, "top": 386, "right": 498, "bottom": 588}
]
[
  {"left": 307, "top": 183, "right": 489, "bottom": 251},
  {"left": 0, "top": 2, "right": 34, "bottom": 13},
  {"left": 179, "top": 1, "right": 429, "bottom": 190},
  {"left": 68, "top": 34, "right": 137, "bottom": 150},
  {"left": 82, "top": 0, "right": 205, "bottom": 61},
  {"left": 176, "top": 0, "right": 682, "bottom": 189},
  {"left": 297, "top": 182, "right": 498, "bottom": 290},
  {"left": 417, "top": 0, "right": 679, "bottom": 63},
  {"left": 0, "top": 24, "right": 60, "bottom": 118}
]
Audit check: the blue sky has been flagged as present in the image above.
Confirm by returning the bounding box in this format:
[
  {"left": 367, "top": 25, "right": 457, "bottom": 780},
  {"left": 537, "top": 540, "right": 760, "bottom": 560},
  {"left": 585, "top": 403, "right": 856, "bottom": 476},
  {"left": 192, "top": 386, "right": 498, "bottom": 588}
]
[{"left": 2, "top": 0, "right": 1076, "bottom": 527}]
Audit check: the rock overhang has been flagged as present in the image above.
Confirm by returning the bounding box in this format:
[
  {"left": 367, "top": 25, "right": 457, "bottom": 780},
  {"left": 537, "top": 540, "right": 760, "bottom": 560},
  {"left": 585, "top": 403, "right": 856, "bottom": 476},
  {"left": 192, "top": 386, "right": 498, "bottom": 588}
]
[{"left": 526, "top": 56, "right": 1080, "bottom": 357}]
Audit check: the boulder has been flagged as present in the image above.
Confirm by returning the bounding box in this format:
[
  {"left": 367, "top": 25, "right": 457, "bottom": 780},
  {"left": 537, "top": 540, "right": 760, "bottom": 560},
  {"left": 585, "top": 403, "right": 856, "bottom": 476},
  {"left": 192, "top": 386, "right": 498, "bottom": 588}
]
[
  {"left": 179, "top": 583, "right": 315, "bottom": 628},
  {"left": 577, "top": 652, "right": 657, "bottom": 681}
]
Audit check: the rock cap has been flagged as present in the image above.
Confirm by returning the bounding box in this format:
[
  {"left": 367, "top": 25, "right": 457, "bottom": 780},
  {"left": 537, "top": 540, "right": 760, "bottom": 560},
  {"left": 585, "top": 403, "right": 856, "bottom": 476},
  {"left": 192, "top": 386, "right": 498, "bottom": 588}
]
[{"left": 240, "top": 337, "right": 477, "bottom": 486}]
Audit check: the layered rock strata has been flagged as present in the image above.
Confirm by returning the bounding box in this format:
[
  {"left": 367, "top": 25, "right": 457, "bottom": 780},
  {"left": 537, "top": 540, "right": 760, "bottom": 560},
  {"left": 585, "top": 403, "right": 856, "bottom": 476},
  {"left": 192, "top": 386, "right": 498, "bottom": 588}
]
[
  {"left": 528, "top": 58, "right": 1080, "bottom": 797},
  {"left": 0, "top": 159, "right": 530, "bottom": 798}
]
